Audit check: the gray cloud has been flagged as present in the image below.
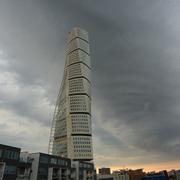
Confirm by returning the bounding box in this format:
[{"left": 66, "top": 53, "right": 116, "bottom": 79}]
[{"left": 0, "top": 0, "right": 180, "bottom": 168}]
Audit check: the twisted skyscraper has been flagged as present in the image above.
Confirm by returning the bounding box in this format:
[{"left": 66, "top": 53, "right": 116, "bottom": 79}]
[{"left": 49, "top": 28, "right": 93, "bottom": 161}]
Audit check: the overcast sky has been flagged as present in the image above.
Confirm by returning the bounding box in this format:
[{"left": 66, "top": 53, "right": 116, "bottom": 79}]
[{"left": 0, "top": 0, "right": 180, "bottom": 170}]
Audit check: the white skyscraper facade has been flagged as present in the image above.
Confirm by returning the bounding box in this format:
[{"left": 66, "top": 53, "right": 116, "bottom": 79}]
[{"left": 49, "top": 28, "right": 93, "bottom": 161}]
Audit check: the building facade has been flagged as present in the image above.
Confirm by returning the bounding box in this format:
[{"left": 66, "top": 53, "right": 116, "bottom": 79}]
[
  {"left": 97, "top": 170, "right": 129, "bottom": 180},
  {"left": 71, "top": 161, "right": 95, "bottom": 180},
  {"left": 99, "top": 168, "right": 111, "bottom": 175},
  {"left": 17, "top": 152, "right": 71, "bottom": 180},
  {"left": 0, "top": 144, "right": 20, "bottom": 180},
  {"left": 48, "top": 27, "right": 93, "bottom": 161},
  {"left": 128, "top": 169, "right": 145, "bottom": 180},
  {"left": 168, "top": 170, "right": 180, "bottom": 180},
  {"left": 143, "top": 171, "right": 169, "bottom": 180}
]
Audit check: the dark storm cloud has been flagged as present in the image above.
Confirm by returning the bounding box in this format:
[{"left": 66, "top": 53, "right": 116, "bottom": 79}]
[{"left": 0, "top": 0, "right": 180, "bottom": 165}]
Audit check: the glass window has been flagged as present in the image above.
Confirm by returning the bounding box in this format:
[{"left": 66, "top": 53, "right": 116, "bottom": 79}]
[
  {"left": 3, "top": 150, "right": 19, "bottom": 160},
  {"left": 3, "top": 150, "right": 10, "bottom": 159},
  {"left": 14, "top": 152, "right": 19, "bottom": 160},
  {"left": 4, "top": 165, "right": 16, "bottom": 175},
  {"left": 38, "top": 167, "right": 48, "bottom": 175},
  {"left": 0, "top": 149, "right": 2, "bottom": 158},
  {"left": 58, "top": 159, "right": 62, "bottom": 165},
  {"left": 40, "top": 156, "right": 49, "bottom": 164},
  {"left": 3, "top": 150, "right": 7, "bottom": 158},
  {"left": 50, "top": 158, "right": 57, "bottom": 164}
]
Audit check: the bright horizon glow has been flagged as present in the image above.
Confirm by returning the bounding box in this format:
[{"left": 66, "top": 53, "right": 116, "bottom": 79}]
[{"left": 96, "top": 160, "right": 180, "bottom": 173}]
